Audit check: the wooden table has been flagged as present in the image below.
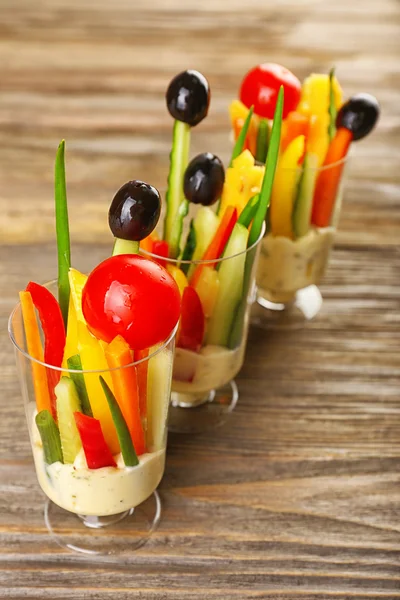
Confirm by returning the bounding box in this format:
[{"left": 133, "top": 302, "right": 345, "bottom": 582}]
[{"left": 1, "top": 0, "right": 399, "bottom": 597}]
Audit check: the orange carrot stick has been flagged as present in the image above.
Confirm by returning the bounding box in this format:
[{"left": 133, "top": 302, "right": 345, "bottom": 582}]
[
  {"left": 19, "top": 291, "right": 53, "bottom": 416},
  {"left": 190, "top": 205, "right": 238, "bottom": 288},
  {"left": 311, "top": 127, "right": 352, "bottom": 228},
  {"left": 134, "top": 348, "right": 149, "bottom": 419},
  {"left": 281, "top": 111, "right": 310, "bottom": 153},
  {"left": 105, "top": 335, "right": 146, "bottom": 456}
]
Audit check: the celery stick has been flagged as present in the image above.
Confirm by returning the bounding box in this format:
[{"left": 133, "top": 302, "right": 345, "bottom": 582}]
[
  {"left": 328, "top": 67, "right": 337, "bottom": 141},
  {"left": 238, "top": 195, "right": 259, "bottom": 228},
  {"left": 206, "top": 223, "right": 249, "bottom": 347},
  {"left": 55, "top": 140, "right": 71, "bottom": 328},
  {"left": 35, "top": 410, "right": 63, "bottom": 465},
  {"left": 67, "top": 355, "right": 93, "bottom": 417},
  {"left": 163, "top": 120, "right": 191, "bottom": 258},
  {"left": 99, "top": 376, "right": 139, "bottom": 467},
  {"left": 55, "top": 376, "right": 82, "bottom": 464},
  {"left": 255, "top": 119, "right": 269, "bottom": 163},
  {"left": 112, "top": 238, "right": 139, "bottom": 256}
]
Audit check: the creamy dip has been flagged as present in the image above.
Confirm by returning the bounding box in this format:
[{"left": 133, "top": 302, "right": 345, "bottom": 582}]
[
  {"left": 172, "top": 341, "right": 245, "bottom": 397},
  {"left": 32, "top": 441, "right": 165, "bottom": 516},
  {"left": 257, "top": 228, "right": 335, "bottom": 304}
]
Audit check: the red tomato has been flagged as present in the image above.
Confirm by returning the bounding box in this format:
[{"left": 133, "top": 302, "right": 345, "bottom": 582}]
[
  {"left": 82, "top": 255, "right": 181, "bottom": 351},
  {"left": 239, "top": 63, "right": 301, "bottom": 120}
]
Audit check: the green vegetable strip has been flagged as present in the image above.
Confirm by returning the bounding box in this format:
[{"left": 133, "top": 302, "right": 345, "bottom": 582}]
[
  {"left": 67, "top": 355, "right": 93, "bottom": 417},
  {"left": 35, "top": 410, "right": 63, "bottom": 464},
  {"left": 99, "top": 376, "right": 139, "bottom": 467},
  {"left": 163, "top": 120, "right": 191, "bottom": 258},
  {"left": 112, "top": 238, "right": 139, "bottom": 256},
  {"left": 248, "top": 87, "right": 284, "bottom": 248},
  {"left": 229, "top": 105, "right": 254, "bottom": 167},
  {"left": 255, "top": 119, "right": 269, "bottom": 163},
  {"left": 228, "top": 89, "right": 284, "bottom": 350},
  {"left": 328, "top": 67, "right": 337, "bottom": 141},
  {"left": 238, "top": 194, "right": 259, "bottom": 228},
  {"left": 180, "top": 219, "right": 196, "bottom": 275},
  {"left": 55, "top": 140, "right": 71, "bottom": 328}
]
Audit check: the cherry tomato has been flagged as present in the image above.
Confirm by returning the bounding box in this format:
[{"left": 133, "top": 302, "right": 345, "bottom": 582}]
[
  {"left": 82, "top": 255, "right": 181, "bottom": 351},
  {"left": 239, "top": 63, "right": 301, "bottom": 120}
]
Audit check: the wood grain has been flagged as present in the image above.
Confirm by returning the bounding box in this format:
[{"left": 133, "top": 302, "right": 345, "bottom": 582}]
[{"left": 0, "top": 0, "right": 400, "bottom": 598}]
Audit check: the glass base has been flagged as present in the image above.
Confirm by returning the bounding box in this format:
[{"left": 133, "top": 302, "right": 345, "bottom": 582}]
[
  {"left": 252, "top": 284, "right": 323, "bottom": 330},
  {"left": 168, "top": 380, "right": 239, "bottom": 434},
  {"left": 44, "top": 490, "right": 161, "bottom": 556}
]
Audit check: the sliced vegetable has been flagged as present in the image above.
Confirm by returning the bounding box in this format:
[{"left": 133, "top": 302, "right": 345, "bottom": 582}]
[
  {"left": 19, "top": 291, "right": 53, "bottom": 416},
  {"left": 152, "top": 240, "right": 169, "bottom": 268},
  {"left": 186, "top": 207, "right": 219, "bottom": 280},
  {"left": 134, "top": 348, "right": 149, "bottom": 419},
  {"left": 104, "top": 335, "right": 146, "bottom": 456},
  {"left": 238, "top": 194, "right": 259, "bottom": 228},
  {"left": 297, "top": 72, "right": 343, "bottom": 118},
  {"left": 311, "top": 127, "right": 352, "bottom": 228},
  {"left": 55, "top": 376, "right": 82, "bottom": 464},
  {"left": 219, "top": 150, "right": 264, "bottom": 217},
  {"left": 146, "top": 350, "right": 172, "bottom": 451},
  {"left": 140, "top": 231, "right": 157, "bottom": 253},
  {"left": 177, "top": 286, "right": 205, "bottom": 352},
  {"left": 77, "top": 321, "right": 120, "bottom": 455},
  {"left": 99, "top": 376, "right": 139, "bottom": 467},
  {"left": 190, "top": 205, "right": 238, "bottom": 288},
  {"left": 166, "top": 264, "right": 188, "bottom": 296},
  {"left": 54, "top": 140, "right": 71, "bottom": 327},
  {"left": 61, "top": 268, "right": 88, "bottom": 369},
  {"left": 229, "top": 100, "right": 259, "bottom": 158},
  {"left": 67, "top": 354, "right": 93, "bottom": 417},
  {"left": 255, "top": 119, "right": 269, "bottom": 163},
  {"left": 292, "top": 152, "right": 319, "bottom": 238},
  {"left": 328, "top": 68, "right": 337, "bottom": 141},
  {"left": 270, "top": 134, "right": 305, "bottom": 239},
  {"left": 229, "top": 106, "right": 255, "bottom": 166},
  {"left": 74, "top": 412, "right": 116, "bottom": 469},
  {"left": 307, "top": 114, "right": 330, "bottom": 167},
  {"left": 26, "top": 281, "right": 66, "bottom": 408},
  {"left": 35, "top": 410, "right": 63, "bottom": 465},
  {"left": 206, "top": 223, "right": 249, "bottom": 347},
  {"left": 193, "top": 266, "right": 220, "bottom": 318},
  {"left": 281, "top": 111, "right": 309, "bottom": 153},
  {"left": 180, "top": 219, "right": 196, "bottom": 273},
  {"left": 249, "top": 85, "right": 284, "bottom": 246},
  {"left": 163, "top": 120, "right": 191, "bottom": 258}
]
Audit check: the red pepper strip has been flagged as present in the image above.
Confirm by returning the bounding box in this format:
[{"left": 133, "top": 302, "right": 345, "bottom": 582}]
[
  {"left": 134, "top": 348, "right": 149, "bottom": 419},
  {"left": 152, "top": 240, "right": 169, "bottom": 268},
  {"left": 177, "top": 286, "right": 205, "bottom": 352},
  {"left": 190, "top": 205, "right": 238, "bottom": 288},
  {"left": 311, "top": 127, "right": 353, "bottom": 228},
  {"left": 74, "top": 412, "right": 116, "bottom": 469},
  {"left": 26, "top": 281, "right": 66, "bottom": 414}
]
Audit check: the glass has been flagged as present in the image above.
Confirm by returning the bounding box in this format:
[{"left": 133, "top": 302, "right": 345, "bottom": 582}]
[
  {"left": 142, "top": 222, "right": 265, "bottom": 434},
  {"left": 253, "top": 156, "right": 348, "bottom": 329},
  {"left": 8, "top": 281, "right": 177, "bottom": 556}
]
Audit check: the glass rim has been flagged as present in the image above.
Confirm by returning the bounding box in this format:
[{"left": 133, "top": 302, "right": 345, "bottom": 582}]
[
  {"left": 141, "top": 220, "right": 266, "bottom": 266},
  {"left": 8, "top": 293, "right": 179, "bottom": 374},
  {"left": 266, "top": 154, "right": 349, "bottom": 173}
]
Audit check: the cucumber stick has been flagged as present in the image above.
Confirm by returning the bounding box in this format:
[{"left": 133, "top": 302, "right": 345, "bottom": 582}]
[
  {"left": 238, "top": 194, "right": 259, "bottom": 228},
  {"left": 206, "top": 223, "right": 249, "bottom": 347},
  {"left": 163, "top": 120, "right": 191, "bottom": 258},
  {"left": 67, "top": 354, "right": 93, "bottom": 417},
  {"left": 292, "top": 152, "right": 319, "bottom": 238},
  {"left": 55, "top": 376, "right": 82, "bottom": 464},
  {"left": 99, "top": 376, "right": 139, "bottom": 467},
  {"left": 255, "top": 119, "right": 269, "bottom": 164},
  {"left": 180, "top": 219, "right": 196, "bottom": 275},
  {"left": 187, "top": 207, "right": 219, "bottom": 280},
  {"left": 35, "top": 410, "right": 63, "bottom": 465},
  {"left": 112, "top": 238, "right": 139, "bottom": 256}
]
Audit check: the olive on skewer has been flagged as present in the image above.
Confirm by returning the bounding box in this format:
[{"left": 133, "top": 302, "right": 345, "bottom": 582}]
[{"left": 183, "top": 152, "right": 225, "bottom": 207}]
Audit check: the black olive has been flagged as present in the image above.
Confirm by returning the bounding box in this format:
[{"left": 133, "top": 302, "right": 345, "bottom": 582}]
[
  {"left": 108, "top": 180, "right": 161, "bottom": 241},
  {"left": 336, "top": 93, "right": 380, "bottom": 141},
  {"left": 183, "top": 153, "right": 225, "bottom": 206},
  {"left": 166, "top": 70, "right": 210, "bottom": 127}
]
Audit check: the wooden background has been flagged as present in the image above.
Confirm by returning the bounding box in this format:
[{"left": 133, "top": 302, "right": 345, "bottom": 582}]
[{"left": 0, "top": 0, "right": 399, "bottom": 597}]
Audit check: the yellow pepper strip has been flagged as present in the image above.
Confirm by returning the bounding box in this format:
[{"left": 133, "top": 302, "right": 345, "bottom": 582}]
[
  {"left": 307, "top": 114, "right": 330, "bottom": 167},
  {"left": 77, "top": 321, "right": 120, "bottom": 455},
  {"left": 297, "top": 73, "right": 343, "bottom": 118},
  {"left": 146, "top": 349, "right": 172, "bottom": 451},
  {"left": 62, "top": 268, "right": 88, "bottom": 369},
  {"left": 193, "top": 266, "right": 220, "bottom": 319},
  {"left": 166, "top": 264, "right": 188, "bottom": 297},
  {"left": 219, "top": 150, "right": 264, "bottom": 217},
  {"left": 270, "top": 135, "right": 306, "bottom": 239},
  {"left": 19, "top": 291, "right": 53, "bottom": 415}
]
